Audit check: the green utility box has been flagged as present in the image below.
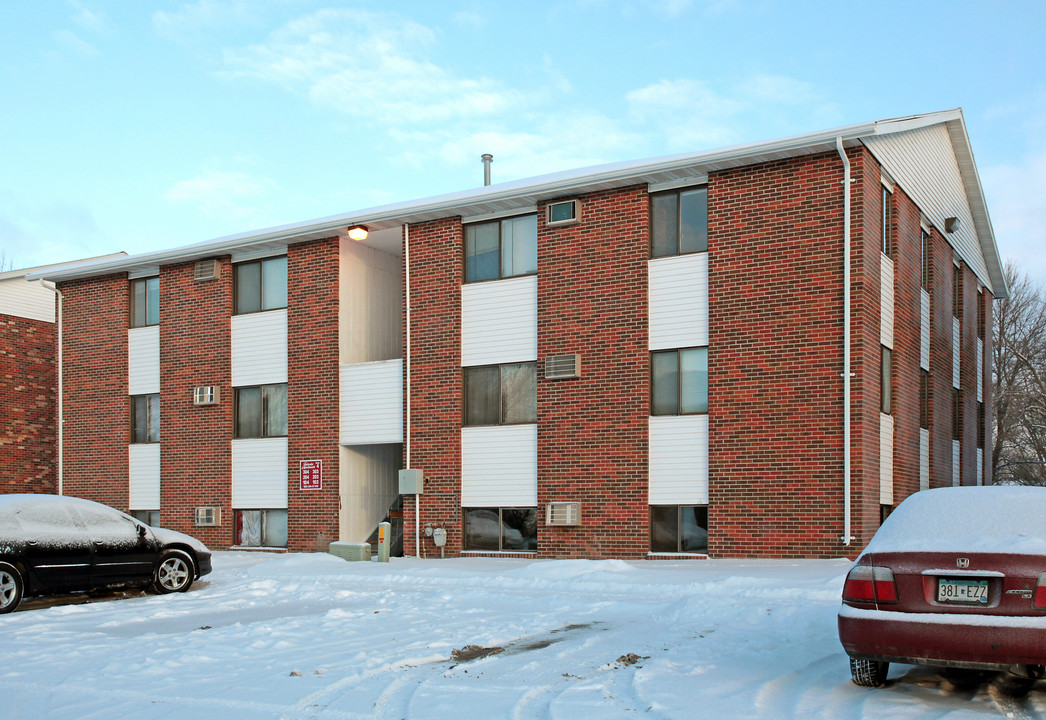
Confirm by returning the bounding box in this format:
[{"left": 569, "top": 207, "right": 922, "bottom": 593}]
[{"left": 329, "top": 541, "right": 371, "bottom": 562}]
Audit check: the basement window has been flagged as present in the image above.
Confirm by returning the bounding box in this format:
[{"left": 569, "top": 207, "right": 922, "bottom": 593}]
[
  {"left": 463, "top": 507, "right": 537, "bottom": 551},
  {"left": 235, "top": 509, "right": 288, "bottom": 548},
  {"left": 650, "top": 505, "right": 708, "bottom": 553}
]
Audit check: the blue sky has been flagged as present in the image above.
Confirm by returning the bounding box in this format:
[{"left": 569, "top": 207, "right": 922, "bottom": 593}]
[{"left": 2, "top": 1, "right": 1044, "bottom": 286}]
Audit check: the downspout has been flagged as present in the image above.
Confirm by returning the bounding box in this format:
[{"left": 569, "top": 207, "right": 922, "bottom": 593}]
[
  {"left": 404, "top": 223, "right": 418, "bottom": 557},
  {"left": 38, "top": 280, "right": 64, "bottom": 495},
  {"left": 836, "top": 137, "right": 853, "bottom": 546}
]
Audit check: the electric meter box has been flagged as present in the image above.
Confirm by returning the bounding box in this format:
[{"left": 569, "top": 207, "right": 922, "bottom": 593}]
[{"left": 398, "top": 469, "right": 424, "bottom": 494}]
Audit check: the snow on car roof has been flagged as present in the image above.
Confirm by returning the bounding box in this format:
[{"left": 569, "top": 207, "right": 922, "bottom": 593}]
[{"left": 864, "top": 485, "right": 1046, "bottom": 555}]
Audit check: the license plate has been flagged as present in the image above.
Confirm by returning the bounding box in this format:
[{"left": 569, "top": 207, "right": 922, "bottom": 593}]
[{"left": 937, "top": 578, "right": 989, "bottom": 604}]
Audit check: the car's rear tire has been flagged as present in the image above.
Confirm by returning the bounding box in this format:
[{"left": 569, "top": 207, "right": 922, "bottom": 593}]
[
  {"left": 0, "top": 562, "right": 24, "bottom": 614},
  {"left": 153, "top": 550, "right": 195, "bottom": 594},
  {"left": 850, "top": 657, "right": 889, "bottom": 687}
]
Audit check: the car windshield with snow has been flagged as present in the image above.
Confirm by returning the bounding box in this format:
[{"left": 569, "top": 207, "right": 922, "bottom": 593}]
[
  {"left": 839, "top": 485, "right": 1046, "bottom": 690},
  {"left": 0, "top": 494, "right": 212, "bottom": 613}
]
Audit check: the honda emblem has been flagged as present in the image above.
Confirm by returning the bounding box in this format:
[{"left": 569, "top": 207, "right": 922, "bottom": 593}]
[{"left": 956, "top": 558, "right": 970, "bottom": 569}]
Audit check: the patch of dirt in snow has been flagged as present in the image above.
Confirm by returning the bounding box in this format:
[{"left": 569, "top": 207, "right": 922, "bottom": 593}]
[
  {"left": 612, "top": 653, "right": 649, "bottom": 668},
  {"left": 450, "top": 644, "right": 505, "bottom": 663}
]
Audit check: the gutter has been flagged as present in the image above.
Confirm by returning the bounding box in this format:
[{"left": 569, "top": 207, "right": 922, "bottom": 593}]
[
  {"left": 37, "top": 280, "right": 64, "bottom": 495},
  {"left": 836, "top": 137, "right": 854, "bottom": 547}
]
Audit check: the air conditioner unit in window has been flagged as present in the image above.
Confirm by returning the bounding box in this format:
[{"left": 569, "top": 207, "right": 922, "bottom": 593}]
[
  {"left": 194, "top": 258, "right": 218, "bottom": 281},
  {"left": 194, "top": 507, "right": 220, "bottom": 527},
  {"left": 193, "top": 386, "right": 219, "bottom": 406},
  {"left": 546, "top": 199, "right": 579, "bottom": 226},
  {"left": 545, "top": 354, "right": 580, "bottom": 379},
  {"left": 546, "top": 502, "right": 580, "bottom": 527}
]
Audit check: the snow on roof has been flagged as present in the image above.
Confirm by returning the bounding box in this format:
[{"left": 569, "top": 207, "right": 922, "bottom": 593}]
[{"left": 863, "top": 486, "right": 1046, "bottom": 556}]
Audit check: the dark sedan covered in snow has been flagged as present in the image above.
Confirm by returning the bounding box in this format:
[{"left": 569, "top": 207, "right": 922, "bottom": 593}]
[
  {"left": 0, "top": 494, "right": 211, "bottom": 613},
  {"left": 839, "top": 485, "right": 1046, "bottom": 689}
]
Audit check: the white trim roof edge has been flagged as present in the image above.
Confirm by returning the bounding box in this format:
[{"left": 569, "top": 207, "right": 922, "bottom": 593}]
[
  {"left": 30, "top": 109, "right": 1002, "bottom": 294},
  {"left": 5, "top": 252, "right": 128, "bottom": 282}
]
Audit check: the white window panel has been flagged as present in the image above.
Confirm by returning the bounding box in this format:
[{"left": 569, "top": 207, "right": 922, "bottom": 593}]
[
  {"left": 649, "top": 253, "right": 708, "bottom": 350},
  {"left": 232, "top": 309, "right": 288, "bottom": 387},
  {"left": 953, "top": 316, "right": 961, "bottom": 388},
  {"left": 952, "top": 440, "right": 961, "bottom": 487},
  {"left": 461, "top": 276, "right": 537, "bottom": 366},
  {"left": 880, "top": 256, "right": 894, "bottom": 350},
  {"left": 128, "top": 443, "right": 161, "bottom": 509},
  {"left": 919, "top": 428, "right": 930, "bottom": 491},
  {"left": 340, "top": 359, "right": 403, "bottom": 444},
  {"left": 232, "top": 437, "right": 289, "bottom": 508},
  {"left": 880, "top": 413, "right": 894, "bottom": 505},
  {"left": 920, "top": 289, "right": 930, "bottom": 370},
  {"left": 648, "top": 415, "right": 708, "bottom": 504},
  {"left": 461, "top": 425, "right": 537, "bottom": 506},
  {"left": 128, "top": 326, "right": 160, "bottom": 395}
]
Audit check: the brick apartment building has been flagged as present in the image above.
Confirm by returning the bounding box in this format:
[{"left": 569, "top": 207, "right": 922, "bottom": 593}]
[{"left": 28, "top": 109, "right": 1006, "bottom": 559}]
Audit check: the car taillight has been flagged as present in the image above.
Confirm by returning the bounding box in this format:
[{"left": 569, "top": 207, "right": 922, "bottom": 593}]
[
  {"left": 842, "top": 565, "right": 898, "bottom": 605},
  {"left": 1034, "top": 573, "right": 1046, "bottom": 609}
]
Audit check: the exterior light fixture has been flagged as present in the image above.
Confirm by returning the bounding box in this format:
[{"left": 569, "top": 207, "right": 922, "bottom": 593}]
[{"left": 348, "top": 225, "right": 369, "bottom": 241}]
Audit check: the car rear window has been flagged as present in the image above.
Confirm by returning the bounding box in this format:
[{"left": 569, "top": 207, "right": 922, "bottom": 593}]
[{"left": 864, "top": 486, "right": 1046, "bottom": 555}]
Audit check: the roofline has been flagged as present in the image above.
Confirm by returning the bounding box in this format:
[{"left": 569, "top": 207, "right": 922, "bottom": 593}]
[
  {"left": 28, "top": 109, "right": 1005, "bottom": 298},
  {"left": 3, "top": 252, "right": 128, "bottom": 282}
]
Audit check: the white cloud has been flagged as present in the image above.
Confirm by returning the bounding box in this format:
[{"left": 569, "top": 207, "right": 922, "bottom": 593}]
[
  {"left": 69, "top": 0, "right": 106, "bottom": 33},
  {"left": 982, "top": 149, "right": 1046, "bottom": 285},
  {"left": 165, "top": 169, "right": 275, "bottom": 219},
  {"left": 53, "top": 29, "right": 99, "bottom": 57},
  {"left": 153, "top": 0, "right": 261, "bottom": 38},
  {"left": 626, "top": 75, "right": 838, "bottom": 151},
  {"left": 221, "top": 9, "right": 526, "bottom": 126}
]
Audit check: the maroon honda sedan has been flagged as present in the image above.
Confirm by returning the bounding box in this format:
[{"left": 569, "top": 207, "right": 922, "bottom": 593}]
[{"left": 838, "top": 485, "right": 1046, "bottom": 688}]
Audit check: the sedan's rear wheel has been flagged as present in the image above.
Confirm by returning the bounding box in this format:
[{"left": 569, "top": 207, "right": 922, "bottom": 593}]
[
  {"left": 0, "top": 562, "right": 24, "bottom": 614},
  {"left": 850, "top": 657, "right": 889, "bottom": 687},
  {"left": 153, "top": 550, "right": 195, "bottom": 594}
]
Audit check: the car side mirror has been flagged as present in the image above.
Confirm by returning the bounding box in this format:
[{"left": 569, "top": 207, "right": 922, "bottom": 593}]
[{"left": 137, "top": 524, "right": 147, "bottom": 538}]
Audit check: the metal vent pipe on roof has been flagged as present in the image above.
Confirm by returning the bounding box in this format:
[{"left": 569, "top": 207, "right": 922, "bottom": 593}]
[{"left": 481, "top": 153, "right": 493, "bottom": 186}]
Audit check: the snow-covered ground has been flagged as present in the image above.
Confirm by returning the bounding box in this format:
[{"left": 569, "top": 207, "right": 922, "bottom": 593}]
[{"left": 1, "top": 552, "right": 1041, "bottom": 719}]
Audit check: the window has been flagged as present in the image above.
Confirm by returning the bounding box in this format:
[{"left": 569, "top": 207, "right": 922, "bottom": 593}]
[
  {"left": 953, "top": 389, "right": 962, "bottom": 441},
  {"left": 464, "top": 362, "right": 536, "bottom": 425},
  {"left": 131, "top": 509, "right": 160, "bottom": 527},
  {"left": 977, "top": 290, "right": 986, "bottom": 340},
  {"left": 650, "top": 506, "right": 708, "bottom": 553},
  {"left": 953, "top": 265, "right": 962, "bottom": 320},
  {"left": 464, "top": 215, "right": 537, "bottom": 283},
  {"left": 651, "top": 186, "right": 707, "bottom": 257},
  {"left": 235, "top": 509, "right": 287, "bottom": 547},
  {"left": 919, "top": 370, "right": 930, "bottom": 430},
  {"left": 880, "top": 346, "right": 892, "bottom": 415},
  {"left": 463, "top": 507, "right": 537, "bottom": 551},
  {"left": 234, "top": 384, "right": 287, "bottom": 438},
  {"left": 130, "top": 394, "right": 160, "bottom": 443},
  {"left": 978, "top": 402, "right": 985, "bottom": 449},
  {"left": 880, "top": 505, "right": 893, "bottom": 526},
  {"left": 234, "top": 256, "right": 287, "bottom": 314},
  {"left": 881, "top": 186, "right": 893, "bottom": 257},
  {"left": 651, "top": 348, "right": 708, "bottom": 415},
  {"left": 920, "top": 228, "right": 930, "bottom": 290},
  {"left": 130, "top": 276, "right": 159, "bottom": 327}
]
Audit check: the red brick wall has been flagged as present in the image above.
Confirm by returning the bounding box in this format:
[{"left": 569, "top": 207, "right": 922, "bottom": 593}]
[
  {"left": 288, "top": 237, "right": 341, "bottom": 551},
  {"left": 58, "top": 275, "right": 128, "bottom": 506},
  {"left": 708, "top": 150, "right": 852, "bottom": 558},
  {"left": 0, "top": 314, "right": 56, "bottom": 493},
  {"left": 890, "top": 186, "right": 925, "bottom": 504},
  {"left": 958, "top": 262, "right": 979, "bottom": 484},
  {"left": 537, "top": 186, "right": 649, "bottom": 559},
  {"left": 159, "top": 259, "right": 232, "bottom": 548},
  {"left": 402, "top": 217, "right": 463, "bottom": 557},
  {"left": 981, "top": 288, "right": 994, "bottom": 484},
  {"left": 928, "top": 228, "right": 957, "bottom": 487}
]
